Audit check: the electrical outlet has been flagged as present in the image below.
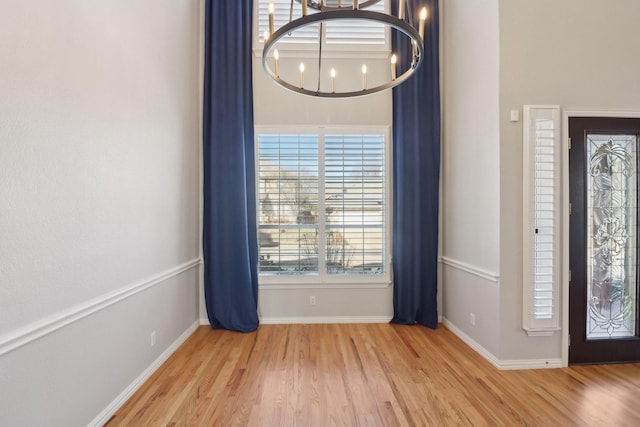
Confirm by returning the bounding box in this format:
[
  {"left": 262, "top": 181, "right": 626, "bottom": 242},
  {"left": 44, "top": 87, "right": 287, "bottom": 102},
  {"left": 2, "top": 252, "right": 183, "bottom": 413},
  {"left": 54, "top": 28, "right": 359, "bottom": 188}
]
[
  {"left": 309, "top": 296, "right": 316, "bottom": 305},
  {"left": 469, "top": 313, "right": 476, "bottom": 326},
  {"left": 150, "top": 331, "right": 157, "bottom": 347}
]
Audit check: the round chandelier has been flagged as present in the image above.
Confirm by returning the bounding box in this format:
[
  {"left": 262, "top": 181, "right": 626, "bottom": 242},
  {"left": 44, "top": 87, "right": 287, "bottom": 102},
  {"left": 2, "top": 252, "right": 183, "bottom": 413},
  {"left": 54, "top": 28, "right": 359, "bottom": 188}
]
[{"left": 261, "top": 1, "right": 428, "bottom": 98}]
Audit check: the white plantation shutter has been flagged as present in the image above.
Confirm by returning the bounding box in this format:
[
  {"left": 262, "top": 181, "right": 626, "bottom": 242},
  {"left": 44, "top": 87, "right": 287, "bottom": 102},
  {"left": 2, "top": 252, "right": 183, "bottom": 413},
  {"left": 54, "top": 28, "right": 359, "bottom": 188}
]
[
  {"left": 257, "top": 0, "right": 319, "bottom": 45},
  {"left": 523, "top": 106, "right": 561, "bottom": 335},
  {"left": 256, "top": 128, "right": 390, "bottom": 283},
  {"left": 324, "top": 134, "right": 385, "bottom": 274},
  {"left": 325, "top": 2, "right": 386, "bottom": 45},
  {"left": 257, "top": 134, "right": 320, "bottom": 274},
  {"left": 256, "top": 0, "right": 388, "bottom": 50}
]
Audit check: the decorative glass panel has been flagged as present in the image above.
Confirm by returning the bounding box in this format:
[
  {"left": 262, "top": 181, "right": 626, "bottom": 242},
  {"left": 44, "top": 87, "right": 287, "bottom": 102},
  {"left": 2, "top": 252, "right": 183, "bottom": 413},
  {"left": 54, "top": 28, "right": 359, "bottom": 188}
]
[{"left": 586, "top": 133, "right": 638, "bottom": 339}]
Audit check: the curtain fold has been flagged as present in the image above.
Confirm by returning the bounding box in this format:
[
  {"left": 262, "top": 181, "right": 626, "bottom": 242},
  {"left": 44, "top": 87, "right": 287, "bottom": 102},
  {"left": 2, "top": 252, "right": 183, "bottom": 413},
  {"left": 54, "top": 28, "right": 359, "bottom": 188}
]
[
  {"left": 391, "top": 0, "right": 441, "bottom": 328},
  {"left": 202, "top": 0, "right": 259, "bottom": 332}
]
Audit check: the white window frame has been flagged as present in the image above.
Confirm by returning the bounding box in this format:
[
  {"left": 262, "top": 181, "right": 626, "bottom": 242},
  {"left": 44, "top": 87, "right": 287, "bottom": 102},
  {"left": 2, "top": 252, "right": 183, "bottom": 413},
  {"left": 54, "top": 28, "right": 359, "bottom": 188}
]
[
  {"left": 522, "top": 105, "right": 561, "bottom": 336},
  {"left": 255, "top": 125, "right": 392, "bottom": 288},
  {"left": 253, "top": 0, "right": 391, "bottom": 58}
]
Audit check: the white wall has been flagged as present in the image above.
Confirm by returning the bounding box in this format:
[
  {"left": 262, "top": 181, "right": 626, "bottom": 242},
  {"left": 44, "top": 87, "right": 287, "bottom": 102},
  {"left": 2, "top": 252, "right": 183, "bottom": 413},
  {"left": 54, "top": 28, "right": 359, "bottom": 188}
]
[
  {"left": 498, "top": 0, "right": 640, "bottom": 360},
  {"left": 441, "top": 0, "right": 501, "bottom": 355},
  {"left": 253, "top": 56, "right": 396, "bottom": 322},
  {"left": 0, "top": 1, "right": 201, "bottom": 425}
]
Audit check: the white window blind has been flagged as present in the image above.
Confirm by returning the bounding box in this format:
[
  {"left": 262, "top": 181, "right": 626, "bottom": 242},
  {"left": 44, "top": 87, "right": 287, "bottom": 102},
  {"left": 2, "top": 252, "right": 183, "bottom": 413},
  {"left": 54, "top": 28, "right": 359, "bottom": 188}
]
[
  {"left": 256, "top": 0, "right": 387, "bottom": 50},
  {"left": 257, "top": 0, "right": 319, "bottom": 45},
  {"left": 257, "top": 129, "right": 389, "bottom": 283},
  {"left": 325, "top": 134, "right": 385, "bottom": 273},
  {"left": 522, "top": 105, "right": 561, "bottom": 335}
]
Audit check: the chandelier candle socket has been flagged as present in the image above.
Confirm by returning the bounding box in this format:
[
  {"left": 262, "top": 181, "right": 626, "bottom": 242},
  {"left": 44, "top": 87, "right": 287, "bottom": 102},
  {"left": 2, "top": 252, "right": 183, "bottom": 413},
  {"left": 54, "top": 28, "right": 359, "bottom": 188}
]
[{"left": 262, "top": 0, "right": 427, "bottom": 97}]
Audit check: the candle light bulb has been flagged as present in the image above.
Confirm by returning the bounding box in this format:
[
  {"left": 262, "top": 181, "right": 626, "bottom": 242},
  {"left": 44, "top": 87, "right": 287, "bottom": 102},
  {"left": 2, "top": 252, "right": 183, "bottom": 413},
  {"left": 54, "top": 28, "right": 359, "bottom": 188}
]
[
  {"left": 263, "top": 29, "right": 269, "bottom": 42},
  {"left": 268, "top": 3, "right": 275, "bottom": 36},
  {"left": 299, "top": 62, "right": 305, "bottom": 88},
  {"left": 361, "top": 64, "right": 367, "bottom": 90},
  {"left": 390, "top": 54, "right": 397, "bottom": 80},
  {"left": 330, "top": 68, "right": 336, "bottom": 93},
  {"left": 274, "top": 49, "right": 279, "bottom": 60},
  {"left": 419, "top": 7, "right": 427, "bottom": 39}
]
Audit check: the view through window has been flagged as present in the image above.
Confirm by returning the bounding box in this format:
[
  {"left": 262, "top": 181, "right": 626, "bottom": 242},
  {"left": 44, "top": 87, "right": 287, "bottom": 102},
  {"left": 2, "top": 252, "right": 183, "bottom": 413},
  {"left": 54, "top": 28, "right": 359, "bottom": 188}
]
[{"left": 257, "top": 129, "right": 389, "bottom": 282}]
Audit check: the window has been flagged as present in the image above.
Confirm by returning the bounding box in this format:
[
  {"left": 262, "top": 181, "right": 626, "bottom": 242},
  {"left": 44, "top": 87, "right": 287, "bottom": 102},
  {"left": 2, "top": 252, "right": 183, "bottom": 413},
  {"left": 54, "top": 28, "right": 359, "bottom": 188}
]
[
  {"left": 255, "top": 0, "right": 389, "bottom": 53},
  {"left": 522, "top": 105, "right": 561, "bottom": 335},
  {"left": 256, "top": 127, "right": 390, "bottom": 284}
]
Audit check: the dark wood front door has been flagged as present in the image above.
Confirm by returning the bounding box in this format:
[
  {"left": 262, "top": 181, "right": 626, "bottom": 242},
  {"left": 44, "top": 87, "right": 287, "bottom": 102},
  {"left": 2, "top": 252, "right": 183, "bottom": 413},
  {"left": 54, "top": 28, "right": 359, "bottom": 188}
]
[{"left": 569, "top": 116, "right": 640, "bottom": 364}]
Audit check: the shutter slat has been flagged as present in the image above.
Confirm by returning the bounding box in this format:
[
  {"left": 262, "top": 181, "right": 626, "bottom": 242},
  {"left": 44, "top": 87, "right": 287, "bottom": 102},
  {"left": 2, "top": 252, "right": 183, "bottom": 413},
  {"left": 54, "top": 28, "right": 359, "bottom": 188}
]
[
  {"left": 257, "top": 0, "right": 387, "bottom": 47},
  {"left": 523, "top": 106, "right": 560, "bottom": 334}
]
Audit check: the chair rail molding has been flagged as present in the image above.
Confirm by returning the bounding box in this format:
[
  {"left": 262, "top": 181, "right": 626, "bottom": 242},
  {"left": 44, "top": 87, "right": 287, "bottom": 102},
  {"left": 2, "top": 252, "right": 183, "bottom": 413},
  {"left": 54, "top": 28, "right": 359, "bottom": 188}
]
[
  {"left": 0, "top": 258, "right": 203, "bottom": 357},
  {"left": 439, "top": 256, "right": 500, "bottom": 284}
]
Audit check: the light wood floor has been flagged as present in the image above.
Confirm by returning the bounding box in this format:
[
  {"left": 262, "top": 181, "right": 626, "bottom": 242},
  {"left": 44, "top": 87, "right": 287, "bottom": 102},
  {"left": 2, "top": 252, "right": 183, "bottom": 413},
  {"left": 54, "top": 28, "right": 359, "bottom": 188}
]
[{"left": 107, "top": 324, "right": 640, "bottom": 426}]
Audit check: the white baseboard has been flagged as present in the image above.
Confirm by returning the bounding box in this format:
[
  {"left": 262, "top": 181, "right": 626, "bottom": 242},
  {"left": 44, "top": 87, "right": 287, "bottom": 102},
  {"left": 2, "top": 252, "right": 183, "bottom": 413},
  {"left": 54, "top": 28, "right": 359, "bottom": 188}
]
[
  {"left": 497, "top": 358, "right": 563, "bottom": 370},
  {"left": 443, "top": 318, "right": 562, "bottom": 370},
  {"left": 260, "top": 316, "right": 393, "bottom": 324},
  {"left": 202, "top": 316, "right": 440, "bottom": 326},
  {"left": 88, "top": 320, "right": 200, "bottom": 427},
  {"left": 0, "top": 258, "right": 202, "bottom": 357}
]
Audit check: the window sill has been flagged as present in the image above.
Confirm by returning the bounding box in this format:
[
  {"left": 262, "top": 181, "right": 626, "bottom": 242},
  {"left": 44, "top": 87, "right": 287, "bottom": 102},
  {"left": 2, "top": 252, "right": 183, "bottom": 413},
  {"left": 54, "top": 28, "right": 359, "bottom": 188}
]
[
  {"left": 258, "top": 281, "right": 392, "bottom": 290},
  {"left": 524, "top": 328, "right": 559, "bottom": 337}
]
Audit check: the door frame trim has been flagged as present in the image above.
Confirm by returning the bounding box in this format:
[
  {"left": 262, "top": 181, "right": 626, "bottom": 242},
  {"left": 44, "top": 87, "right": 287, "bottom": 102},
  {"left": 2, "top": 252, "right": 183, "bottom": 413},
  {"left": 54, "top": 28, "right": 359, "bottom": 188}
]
[{"left": 561, "top": 109, "right": 640, "bottom": 366}]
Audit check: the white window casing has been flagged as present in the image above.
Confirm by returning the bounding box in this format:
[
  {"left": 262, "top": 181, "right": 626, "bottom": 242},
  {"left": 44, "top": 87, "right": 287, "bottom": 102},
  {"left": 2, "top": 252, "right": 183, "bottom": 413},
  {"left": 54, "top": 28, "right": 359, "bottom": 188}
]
[{"left": 523, "top": 105, "right": 561, "bottom": 335}]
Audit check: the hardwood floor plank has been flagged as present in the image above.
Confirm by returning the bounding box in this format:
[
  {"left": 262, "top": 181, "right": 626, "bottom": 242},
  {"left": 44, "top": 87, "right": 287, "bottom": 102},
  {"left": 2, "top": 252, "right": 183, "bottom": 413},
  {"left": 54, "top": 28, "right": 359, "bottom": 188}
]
[{"left": 107, "top": 324, "right": 640, "bottom": 427}]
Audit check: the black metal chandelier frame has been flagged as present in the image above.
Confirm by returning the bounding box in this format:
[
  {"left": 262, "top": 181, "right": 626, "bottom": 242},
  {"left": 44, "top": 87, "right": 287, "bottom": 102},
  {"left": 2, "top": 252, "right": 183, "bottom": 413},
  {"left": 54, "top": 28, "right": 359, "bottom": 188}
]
[{"left": 261, "top": 4, "right": 425, "bottom": 98}]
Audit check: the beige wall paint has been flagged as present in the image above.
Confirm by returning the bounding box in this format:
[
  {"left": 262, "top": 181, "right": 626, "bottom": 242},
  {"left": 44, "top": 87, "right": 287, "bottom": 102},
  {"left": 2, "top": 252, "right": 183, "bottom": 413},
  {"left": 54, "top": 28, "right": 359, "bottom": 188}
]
[
  {"left": 0, "top": 1, "right": 201, "bottom": 424},
  {"left": 443, "top": 0, "right": 640, "bottom": 363},
  {"left": 252, "top": 54, "right": 397, "bottom": 321},
  {"left": 441, "top": 0, "right": 501, "bottom": 355},
  {"left": 498, "top": 0, "right": 640, "bottom": 359}
]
